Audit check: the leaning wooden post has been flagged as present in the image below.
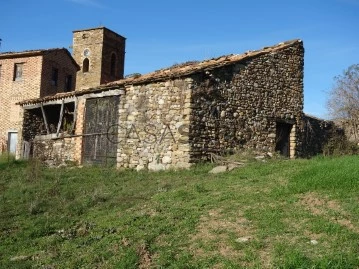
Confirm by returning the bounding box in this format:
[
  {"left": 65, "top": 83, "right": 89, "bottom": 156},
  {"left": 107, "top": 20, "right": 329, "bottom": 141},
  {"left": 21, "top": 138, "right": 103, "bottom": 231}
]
[
  {"left": 56, "top": 100, "right": 65, "bottom": 137},
  {"left": 40, "top": 103, "right": 50, "bottom": 134}
]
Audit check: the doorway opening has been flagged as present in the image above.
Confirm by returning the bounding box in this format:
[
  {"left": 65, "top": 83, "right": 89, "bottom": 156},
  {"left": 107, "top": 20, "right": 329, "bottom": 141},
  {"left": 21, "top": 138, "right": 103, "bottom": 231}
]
[
  {"left": 8, "top": 131, "right": 18, "bottom": 155},
  {"left": 275, "top": 122, "right": 292, "bottom": 157}
]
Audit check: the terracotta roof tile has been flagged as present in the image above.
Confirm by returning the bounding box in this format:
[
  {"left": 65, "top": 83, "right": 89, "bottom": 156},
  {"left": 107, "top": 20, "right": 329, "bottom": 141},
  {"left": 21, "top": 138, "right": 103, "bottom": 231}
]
[{"left": 18, "top": 39, "right": 302, "bottom": 105}]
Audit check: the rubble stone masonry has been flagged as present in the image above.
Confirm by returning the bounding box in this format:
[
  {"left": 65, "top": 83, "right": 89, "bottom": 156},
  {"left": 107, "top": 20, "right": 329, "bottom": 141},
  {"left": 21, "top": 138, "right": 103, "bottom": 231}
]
[
  {"left": 189, "top": 42, "right": 304, "bottom": 161},
  {"left": 19, "top": 39, "right": 307, "bottom": 169},
  {"left": 117, "top": 80, "right": 192, "bottom": 170},
  {"left": 115, "top": 41, "right": 304, "bottom": 169},
  {"left": 72, "top": 27, "right": 126, "bottom": 90}
]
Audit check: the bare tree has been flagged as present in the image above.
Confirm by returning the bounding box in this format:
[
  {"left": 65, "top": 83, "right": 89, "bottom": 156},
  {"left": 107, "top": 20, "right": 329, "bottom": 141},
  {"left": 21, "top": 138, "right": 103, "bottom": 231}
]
[{"left": 327, "top": 64, "right": 359, "bottom": 142}]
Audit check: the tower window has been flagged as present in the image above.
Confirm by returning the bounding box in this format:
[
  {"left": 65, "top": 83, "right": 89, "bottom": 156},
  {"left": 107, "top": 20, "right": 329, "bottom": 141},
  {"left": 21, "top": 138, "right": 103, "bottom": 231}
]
[
  {"left": 83, "top": 58, "right": 89, "bottom": 73},
  {"left": 14, "top": 63, "right": 24, "bottom": 81},
  {"left": 110, "top": 53, "right": 116, "bottom": 77}
]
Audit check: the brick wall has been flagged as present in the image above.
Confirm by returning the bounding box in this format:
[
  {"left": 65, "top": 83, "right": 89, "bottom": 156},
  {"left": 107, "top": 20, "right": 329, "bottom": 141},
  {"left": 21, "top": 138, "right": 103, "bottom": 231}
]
[
  {"left": 40, "top": 50, "right": 78, "bottom": 97},
  {"left": 73, "top": 98, "right": 86, "bottom": 164},
  {"left": 0, "top": 49, "right": 78, "bottom": 157},
  {"left": 0, "top": 55, "right": 42, "bottom": 154}
]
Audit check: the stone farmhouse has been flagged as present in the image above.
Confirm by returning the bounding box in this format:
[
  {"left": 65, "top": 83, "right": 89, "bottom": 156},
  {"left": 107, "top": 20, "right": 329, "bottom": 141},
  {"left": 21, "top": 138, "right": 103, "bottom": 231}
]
[
  {"left": 14, "top": 26, "right": 314, "bottom": 170},
  {"left": 1, "top": 26, "right": 331, "bottom": 169}
]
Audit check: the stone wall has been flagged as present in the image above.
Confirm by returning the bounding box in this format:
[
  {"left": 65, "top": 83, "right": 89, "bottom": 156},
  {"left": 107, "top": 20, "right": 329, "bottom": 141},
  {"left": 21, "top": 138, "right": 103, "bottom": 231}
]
[
  {"left": 109, "top": 41, "right": 304, "bottom": 169},
  {"left": 33, "top": 135, "right": 76, "bottom": 165},
  {"left": 73, "top": 27, "right": 126, "bottom": 90},
  {"left": 299, "top": 115, "right": 335, "bottom": 157},
  {"left": 101, "top": 29, "right": 126, "bottom": 84},
  {"left": 21, "top": 105, "right": 77, "bottom": 162},
  {"left": 18, "top": 40, "right": 307, "bottom": 169},
  {"left": 189, "top": 42, "right": 304, "bottom": 161},
  {"left": 22, "top": 109, "right": 46, "bottom": 142},
  {"left": 335, "top": 120, "right": 359, "bottom": 144},
  {"left": 117, "top": 80, "right": 192, "bottom": 170}
]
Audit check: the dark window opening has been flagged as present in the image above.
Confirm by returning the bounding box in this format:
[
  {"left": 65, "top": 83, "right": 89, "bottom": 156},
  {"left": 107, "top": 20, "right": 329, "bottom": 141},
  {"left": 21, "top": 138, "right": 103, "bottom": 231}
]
[
  {"left": 62, "top": 102, "right": 75, "bottom": 134},
  {"left": 44, "top": 103, "right": 75, "bottom": 134},
  {"left": 14, "top": 63, "right": 23, "bottom": 81},
  {"left": 110, "top": 53, "right": 116, "bottom": 77},
  {"left": 43, "top": 105, "right": 61, "bottom": 133},
  {"left": 275, "top": 122, "right": 292, "bottom": 157},
  {"left": 51, "top": 68, "right": 59, "bottom": 86},
  {"left": 65, "top": 75, "right": 72, "bottom": 92},
  {"left": 83, "top": 58, "right": 89, "bottom": 73}
]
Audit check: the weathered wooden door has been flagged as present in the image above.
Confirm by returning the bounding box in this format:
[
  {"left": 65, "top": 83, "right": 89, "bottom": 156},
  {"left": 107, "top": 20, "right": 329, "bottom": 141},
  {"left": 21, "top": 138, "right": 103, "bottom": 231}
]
[{"left": 82, "top": 96, "right": 119, "bottom": 165}]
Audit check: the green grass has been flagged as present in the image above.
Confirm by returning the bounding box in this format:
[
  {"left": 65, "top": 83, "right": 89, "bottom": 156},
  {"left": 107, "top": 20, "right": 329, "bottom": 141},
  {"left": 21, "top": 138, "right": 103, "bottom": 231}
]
[{"left": 0, "top": 155, "right": 358, "bottom": 268}]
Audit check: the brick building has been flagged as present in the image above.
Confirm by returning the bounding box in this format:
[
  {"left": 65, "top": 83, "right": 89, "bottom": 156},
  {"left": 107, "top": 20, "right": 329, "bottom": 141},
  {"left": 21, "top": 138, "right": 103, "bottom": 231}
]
[
  {"left": 0, "top": 49, "right": 79, "bottom": 155},
  {"left": 0, "top": 27, "right": 125, "bottom": 157},
  {"left": 19, "top": 38, "right": 314, "bottom": 169}
]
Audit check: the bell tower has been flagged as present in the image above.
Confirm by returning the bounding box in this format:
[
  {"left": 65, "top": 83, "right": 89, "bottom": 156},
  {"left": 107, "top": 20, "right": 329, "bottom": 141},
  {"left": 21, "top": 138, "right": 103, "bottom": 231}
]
[{"left": 72, "top": 27, "right": 126, "bottom": 90}]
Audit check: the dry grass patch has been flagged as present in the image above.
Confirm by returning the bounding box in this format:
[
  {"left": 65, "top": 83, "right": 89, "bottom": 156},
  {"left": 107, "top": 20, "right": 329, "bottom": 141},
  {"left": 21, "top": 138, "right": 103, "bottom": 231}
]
[
  {"left": 137, "top": 243, "right": 152, "bottom": 269},
  {"left": 190, "top": 209, "right": 261, "bottom": 266},
  {"left": 299, "top": 192, "right": 359, "bottom": 233}
]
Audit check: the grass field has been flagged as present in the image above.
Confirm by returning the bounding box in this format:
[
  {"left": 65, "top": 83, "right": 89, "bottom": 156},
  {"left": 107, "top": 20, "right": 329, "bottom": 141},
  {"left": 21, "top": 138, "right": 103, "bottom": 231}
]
[{"left": 0, "top": 155, "right": 358, "bottom": 268}]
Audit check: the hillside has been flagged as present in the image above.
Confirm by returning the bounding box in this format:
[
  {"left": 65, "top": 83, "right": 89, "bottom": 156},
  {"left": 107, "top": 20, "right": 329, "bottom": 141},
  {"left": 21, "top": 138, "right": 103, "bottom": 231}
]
[{"left": 0, "top": 156, "right": 358, "bottom": 268}]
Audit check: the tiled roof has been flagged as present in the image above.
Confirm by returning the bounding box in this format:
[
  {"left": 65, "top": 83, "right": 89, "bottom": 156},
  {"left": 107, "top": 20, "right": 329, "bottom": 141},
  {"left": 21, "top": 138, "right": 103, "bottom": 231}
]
[
  {"left": 18, "top": 39, "right": 302, "bottom": 105},
  {"left": 113, "top": 39, "right": 302, "bottom": 86},
  {"left": 0, "top": 48, "right": 80, "bottom": 69}
]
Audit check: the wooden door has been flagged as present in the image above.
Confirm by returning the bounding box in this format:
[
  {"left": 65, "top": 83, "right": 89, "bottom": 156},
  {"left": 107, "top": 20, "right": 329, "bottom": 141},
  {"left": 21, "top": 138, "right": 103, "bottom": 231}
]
[{"left": 82, "top": 96, "right": 119, "bottom": 165}]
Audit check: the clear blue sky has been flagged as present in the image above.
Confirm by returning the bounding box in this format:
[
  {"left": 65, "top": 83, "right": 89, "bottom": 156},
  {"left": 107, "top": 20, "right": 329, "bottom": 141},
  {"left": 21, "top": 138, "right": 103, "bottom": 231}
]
[{"left": 1, "top": 0, "right": 358, "bottom": 119}]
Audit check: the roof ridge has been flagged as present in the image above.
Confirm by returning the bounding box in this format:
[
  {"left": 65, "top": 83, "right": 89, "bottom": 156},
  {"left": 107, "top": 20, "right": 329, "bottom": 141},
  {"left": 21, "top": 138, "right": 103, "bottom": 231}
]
[
  {"left": 18, "top": 39, "right": 303, "bottom": 105},
  {"left": 0, "top": 47, "right": 68, "bottom": 54},
  {"left": 107, "top": 38, "right": 302, "bottom": 86}
]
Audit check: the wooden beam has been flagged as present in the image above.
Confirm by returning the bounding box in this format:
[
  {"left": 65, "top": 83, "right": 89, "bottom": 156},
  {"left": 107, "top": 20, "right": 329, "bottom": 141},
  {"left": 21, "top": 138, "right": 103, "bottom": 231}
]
[
  {"left": 22, "top": 97, "right": 76, "bottom": 109},
  {"left": 56, "top": 99, "right": 65, "bottom": 137},
  {"left": 40, "top": 103, "right": 50, "bottom": 134},
  {"left": 82, "top": 89, "right": 123, "bottom": 99}
]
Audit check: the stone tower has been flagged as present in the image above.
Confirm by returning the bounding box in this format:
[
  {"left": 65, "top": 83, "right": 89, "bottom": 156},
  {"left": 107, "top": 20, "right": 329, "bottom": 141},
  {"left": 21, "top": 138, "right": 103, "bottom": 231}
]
[{"left": 72, "top": 27, "right": 126, "bottom": 90}]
